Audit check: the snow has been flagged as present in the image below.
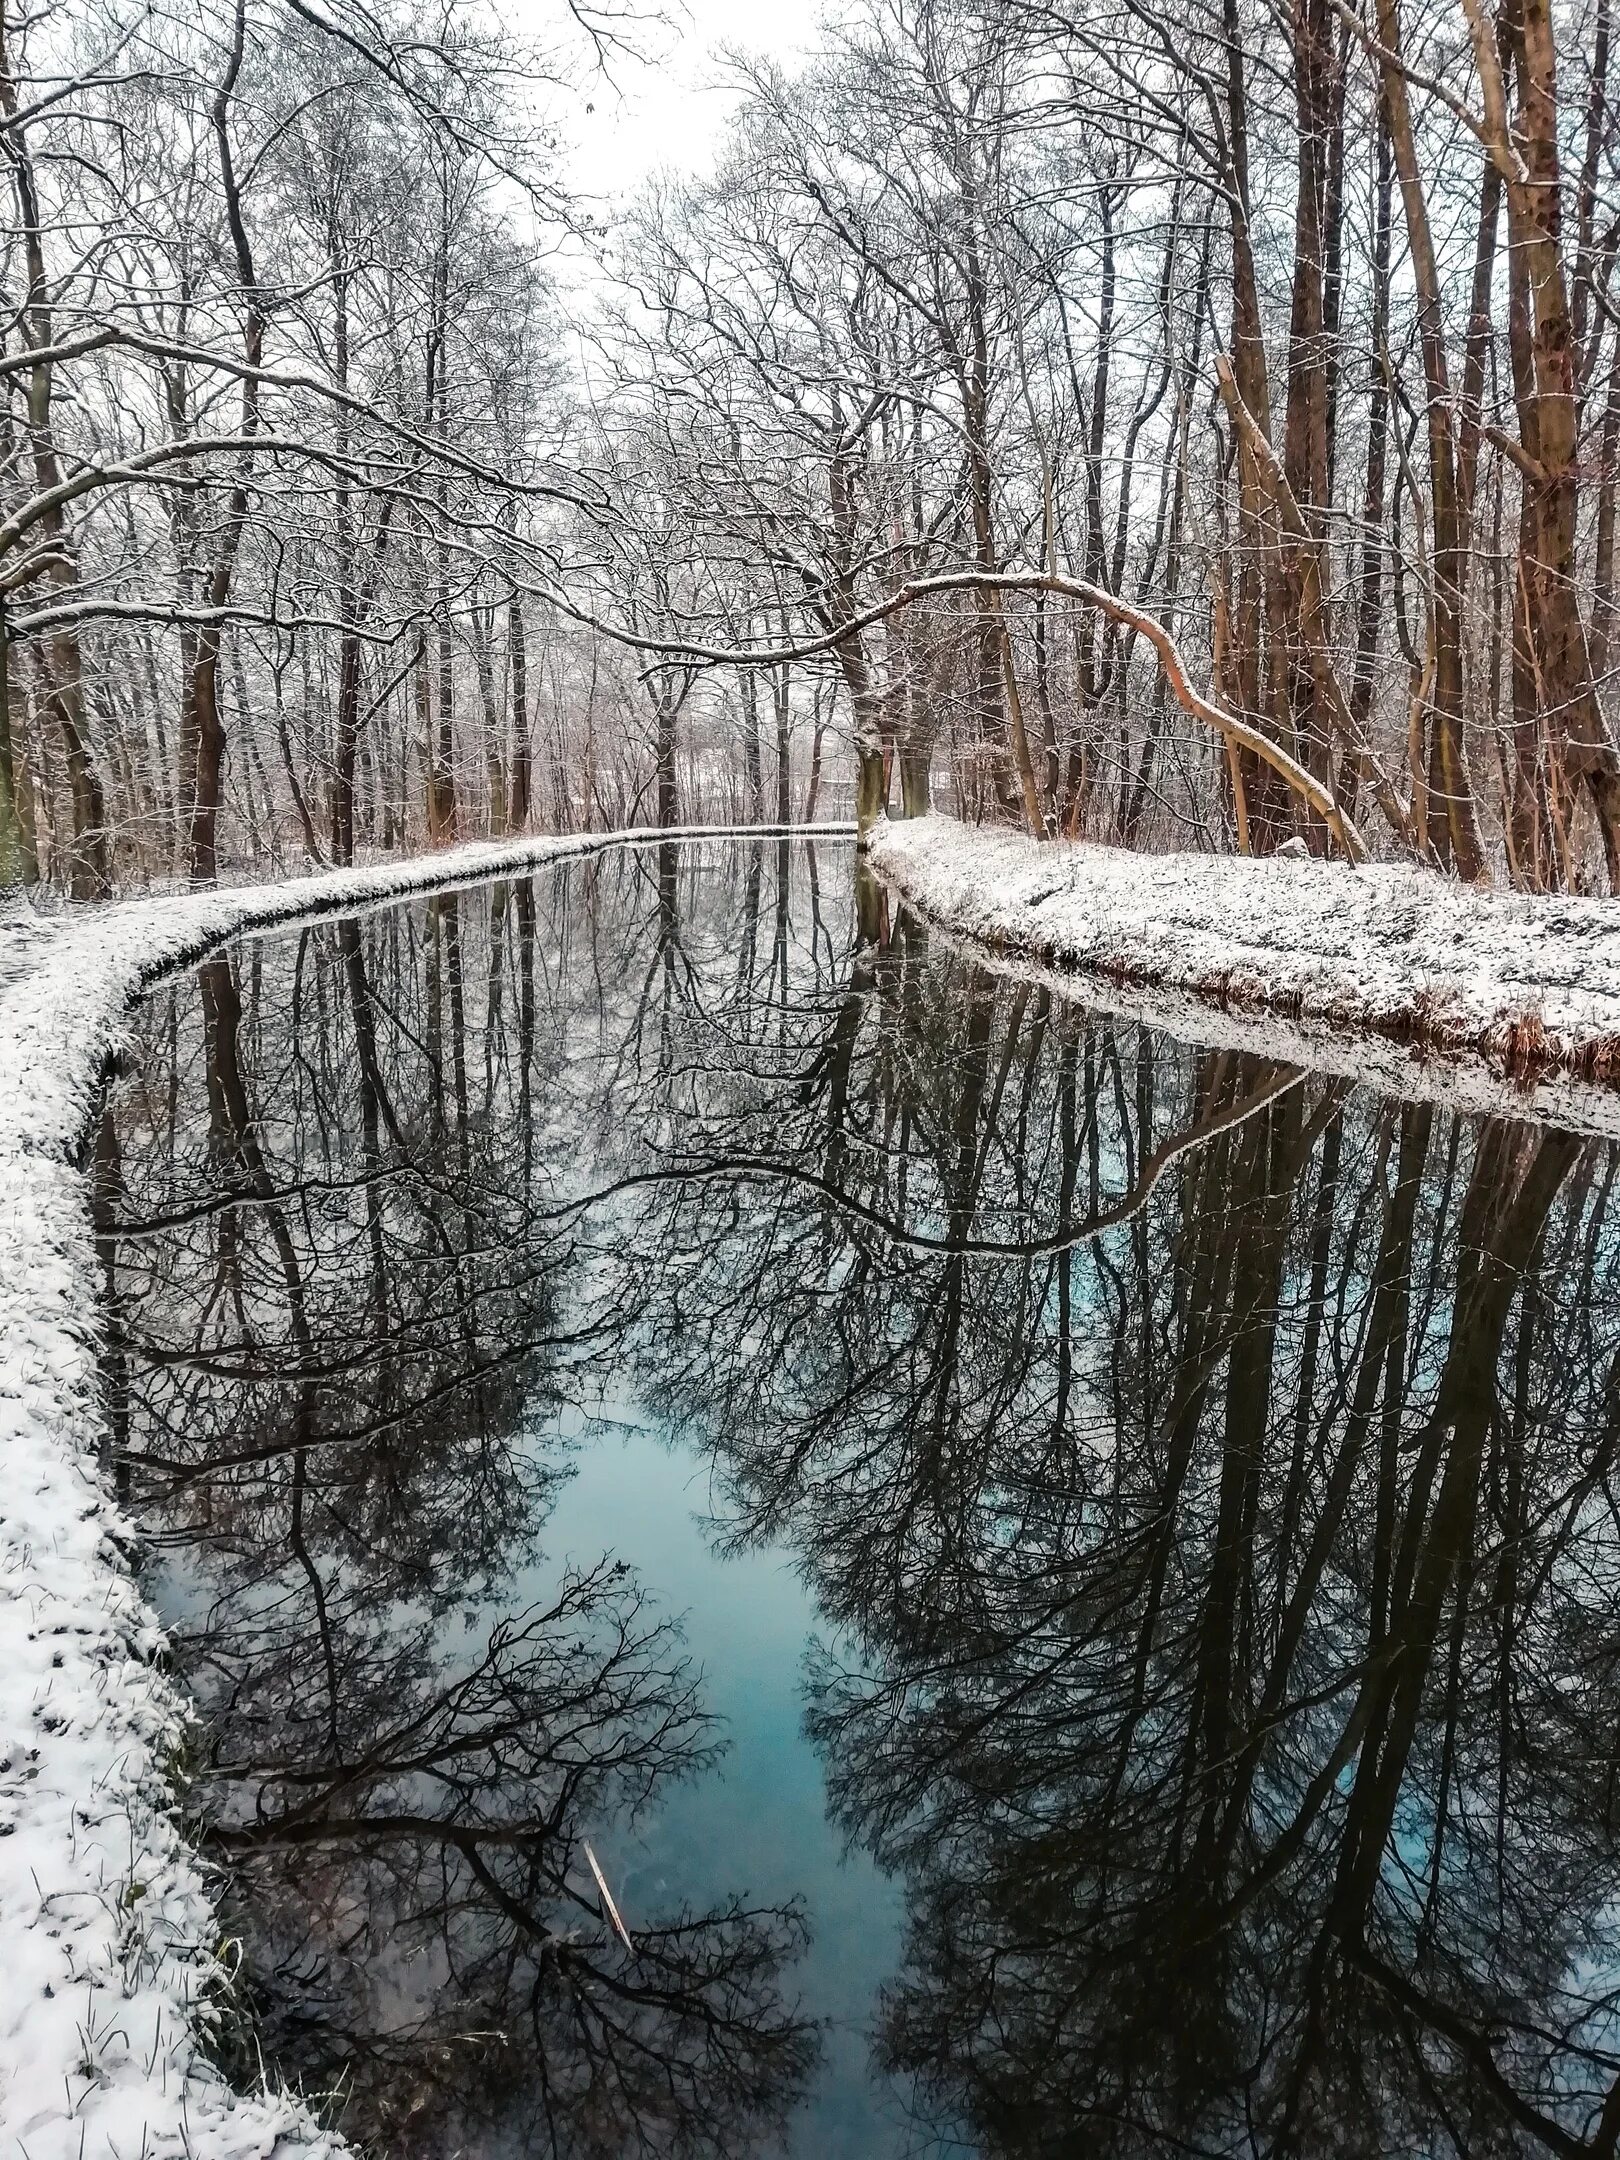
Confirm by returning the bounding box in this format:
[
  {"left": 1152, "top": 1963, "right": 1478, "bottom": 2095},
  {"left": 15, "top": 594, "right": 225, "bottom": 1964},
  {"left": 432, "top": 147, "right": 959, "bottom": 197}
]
[
  {"left": 865, "top": 815, "right": 1620, "bottom": 1141},
  {"left": 0, "top": 821, "right": 850, "bottom": 2160}
]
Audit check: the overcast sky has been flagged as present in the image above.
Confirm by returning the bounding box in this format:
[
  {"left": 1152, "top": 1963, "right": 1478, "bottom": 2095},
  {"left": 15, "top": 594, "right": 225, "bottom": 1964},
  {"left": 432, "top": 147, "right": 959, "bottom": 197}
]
[{"left": 553, "top": 0, "right": 827, "bottom": 204}]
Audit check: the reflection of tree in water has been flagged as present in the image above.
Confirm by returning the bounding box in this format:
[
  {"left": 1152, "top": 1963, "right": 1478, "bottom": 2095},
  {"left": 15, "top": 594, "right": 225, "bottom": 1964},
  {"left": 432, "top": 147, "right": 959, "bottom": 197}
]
[
  {"left": 104, "top": 850, "right": 827, "bottom": 2158},
  {"left": 617, "top": 903, "right": 1620, "bottom": 2157},
  {"left": 107, "top": 842, "right": 1620, "bottom": 2157}
]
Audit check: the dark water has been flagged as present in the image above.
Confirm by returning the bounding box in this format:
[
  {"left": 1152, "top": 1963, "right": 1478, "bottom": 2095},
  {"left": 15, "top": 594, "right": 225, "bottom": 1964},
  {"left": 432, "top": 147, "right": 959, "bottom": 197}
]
[{"left": 99, "top": 837, "right": 1620, "bottom": 2158}]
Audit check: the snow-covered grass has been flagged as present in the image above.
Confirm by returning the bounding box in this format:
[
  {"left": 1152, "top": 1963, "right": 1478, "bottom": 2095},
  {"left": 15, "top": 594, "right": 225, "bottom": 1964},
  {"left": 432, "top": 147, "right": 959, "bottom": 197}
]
[
  {"left": 0, "top": 822, "right": 850, "bottom": 2160},
  {"left": 866, "top": 815, "right": 1620, "bottom": 1140}
]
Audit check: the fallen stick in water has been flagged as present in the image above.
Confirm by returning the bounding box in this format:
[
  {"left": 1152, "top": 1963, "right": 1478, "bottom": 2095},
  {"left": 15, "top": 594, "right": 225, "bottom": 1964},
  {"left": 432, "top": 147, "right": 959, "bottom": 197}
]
[{"left": 583, "top": 1839, "right": 635, "bottom": 1955}]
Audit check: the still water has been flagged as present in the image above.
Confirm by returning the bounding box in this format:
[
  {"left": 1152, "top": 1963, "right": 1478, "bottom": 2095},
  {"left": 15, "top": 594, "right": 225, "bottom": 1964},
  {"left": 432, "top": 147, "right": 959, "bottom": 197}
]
[{"left": 99, "top": 837, "right": 1620, "bottom": 2157}]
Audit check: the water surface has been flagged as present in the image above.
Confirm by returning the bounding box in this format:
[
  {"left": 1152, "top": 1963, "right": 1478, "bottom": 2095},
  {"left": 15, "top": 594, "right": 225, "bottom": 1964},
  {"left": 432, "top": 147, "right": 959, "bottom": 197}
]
[{"left": 101, "top": 837, "right": 1620, "bottom": 2157}]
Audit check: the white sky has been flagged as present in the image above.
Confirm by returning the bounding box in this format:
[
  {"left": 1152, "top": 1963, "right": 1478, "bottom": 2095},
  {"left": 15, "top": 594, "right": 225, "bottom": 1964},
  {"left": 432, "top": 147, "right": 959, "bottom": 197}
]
[{"left": 547, "top": 0, "right": 827, "bottom": 205}]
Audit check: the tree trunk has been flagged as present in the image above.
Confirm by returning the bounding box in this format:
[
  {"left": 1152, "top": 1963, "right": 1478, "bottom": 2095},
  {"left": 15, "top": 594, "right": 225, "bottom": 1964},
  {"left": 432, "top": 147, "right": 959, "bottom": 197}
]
[
  {"left": 509, "top": 589, "right": 532, "bottom": 832},
  {"left": 1374, "top": 0, "right": 1487, "bottom": 876}
]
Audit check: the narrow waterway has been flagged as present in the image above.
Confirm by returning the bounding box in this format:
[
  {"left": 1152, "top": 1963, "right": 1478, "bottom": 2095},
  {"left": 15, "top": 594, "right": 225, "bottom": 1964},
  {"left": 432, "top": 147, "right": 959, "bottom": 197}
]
[{"left": 99, "top": 836, "right": 1620, "bottom": 2157}]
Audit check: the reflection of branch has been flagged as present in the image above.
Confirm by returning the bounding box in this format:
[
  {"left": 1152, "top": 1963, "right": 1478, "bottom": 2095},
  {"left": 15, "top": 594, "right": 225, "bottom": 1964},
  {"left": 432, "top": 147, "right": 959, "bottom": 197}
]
[
  {"left": 117, "top": 1158, "right": 464, "bottom": 1235},
  {"left": 1345, "top": 1940, "right": 1605, "bottom": 2159},
  {"left": 529, "top": 1059, "right": 1308, "bottom": 1260},
  {"left": 124, "top": 1306, "right": 609, "bottom": 1475},
  {"left": 210, "top": 1811, "right": 560, "bottom": 1851}
]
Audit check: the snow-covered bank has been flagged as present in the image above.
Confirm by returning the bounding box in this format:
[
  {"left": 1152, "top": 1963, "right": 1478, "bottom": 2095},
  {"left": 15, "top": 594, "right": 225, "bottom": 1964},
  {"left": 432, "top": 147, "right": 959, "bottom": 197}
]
[
  {"left": 866, "top": 815, "right": 1620, "bottom": 1140},
  {"left": 0, "top": 822, "right": 850, "bottom": 2160}
]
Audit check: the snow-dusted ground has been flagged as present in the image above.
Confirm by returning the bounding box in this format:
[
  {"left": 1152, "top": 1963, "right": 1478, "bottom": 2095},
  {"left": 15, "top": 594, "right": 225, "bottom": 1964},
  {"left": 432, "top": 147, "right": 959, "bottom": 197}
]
[
  {"left": 0, "top": 823, "right": 850, "bottom": 2160},
  {"left": 866, "top": 815, "right": 1620, "bottom": 1140}
]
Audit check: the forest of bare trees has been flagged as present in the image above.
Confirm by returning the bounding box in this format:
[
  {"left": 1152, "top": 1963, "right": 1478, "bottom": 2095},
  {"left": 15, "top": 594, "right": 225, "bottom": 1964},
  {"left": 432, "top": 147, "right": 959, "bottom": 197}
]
[{"left": 4, "top": 0, "right": 1620, "bottom": 896}]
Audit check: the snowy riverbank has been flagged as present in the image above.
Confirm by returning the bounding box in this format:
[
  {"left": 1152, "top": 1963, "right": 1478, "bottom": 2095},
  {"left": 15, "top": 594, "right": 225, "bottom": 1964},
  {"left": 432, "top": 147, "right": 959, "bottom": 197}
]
[
  {"left": 0, "top": 823, "right": 849, "bottom": 2160},
  {"left": 865, "top": 815, "right": 1620, "bottom": 1139}
]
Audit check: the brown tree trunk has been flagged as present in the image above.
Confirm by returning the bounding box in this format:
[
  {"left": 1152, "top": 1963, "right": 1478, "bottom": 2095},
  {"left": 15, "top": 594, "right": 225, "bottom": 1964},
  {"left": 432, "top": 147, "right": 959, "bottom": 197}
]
[
  {"left": 0, "top": 22, "right": 109, "bottom": 896},
  {"left": 1466, "top": 0, "right": 1620, "bottom": 886},
  {"left": 1221, "top": 0, "right": 1293, "bottom": 852},
  {"left": 1373, "top": 0, "right": 1487, "bottom": 876},
  {"left": 508, "top": 589, "right": 532, "bottom": 832},
  {"left": 189, "top": 0, "right": 263, "bottom": 884}
]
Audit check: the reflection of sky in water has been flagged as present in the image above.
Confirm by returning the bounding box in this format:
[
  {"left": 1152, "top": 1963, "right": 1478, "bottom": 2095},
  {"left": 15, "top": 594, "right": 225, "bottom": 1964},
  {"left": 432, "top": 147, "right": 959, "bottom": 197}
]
[{"left": 522, "top": 1397, "right": 955, "bottom": 2158}]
